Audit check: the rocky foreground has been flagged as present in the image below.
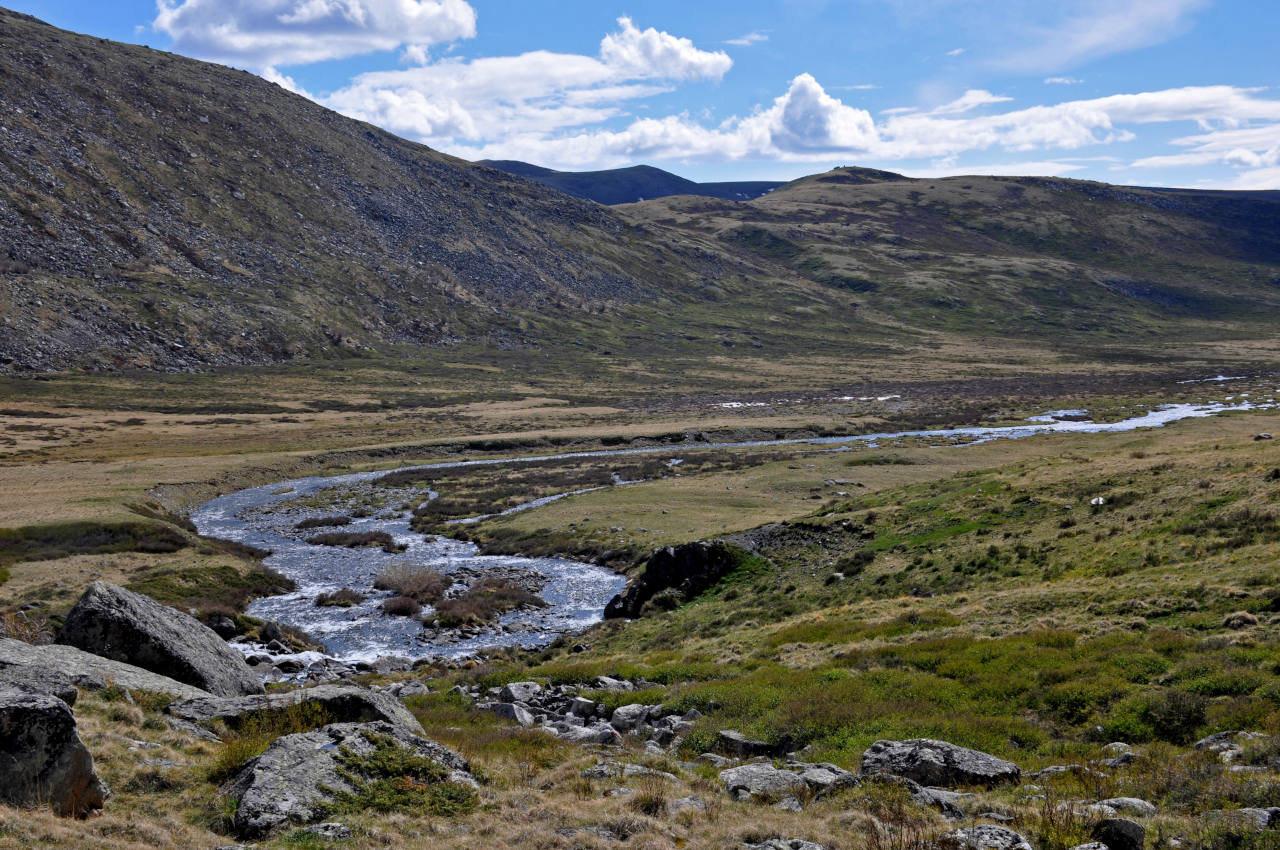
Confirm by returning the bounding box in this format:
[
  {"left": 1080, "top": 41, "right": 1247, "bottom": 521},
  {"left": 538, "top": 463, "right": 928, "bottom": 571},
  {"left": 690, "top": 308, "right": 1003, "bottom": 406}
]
[{"left": 0, "top": 581, "right": 1277, "bottom": 849}]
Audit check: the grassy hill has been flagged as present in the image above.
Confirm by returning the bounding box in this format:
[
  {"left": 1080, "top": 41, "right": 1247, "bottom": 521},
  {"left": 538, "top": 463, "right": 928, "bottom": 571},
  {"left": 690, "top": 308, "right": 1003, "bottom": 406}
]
[{"left": 479, "top": 160, "right": 784, "bottom": 205}]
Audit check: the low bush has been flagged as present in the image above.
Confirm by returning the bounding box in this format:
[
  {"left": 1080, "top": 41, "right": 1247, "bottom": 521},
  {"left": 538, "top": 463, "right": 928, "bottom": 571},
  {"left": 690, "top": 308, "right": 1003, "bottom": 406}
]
[
  {"left": 434, "top": 579, "right": 547, "bottom": 627},
  {"left": 382, "top": 596, "right": 422, "bottom": 616},
  {"left": 315, "top": 588, "right": 366, "bottom": 607},
  {"left": 206, "top": 701, "right": 336, "bottom": 784},
  {"left": 305, "top": 530, "right": 405, "bottom": 553},
  {"left": 374, "top": 564, "right": 452, "bottom": 603},
  {"left": 294, "top": 515, "right": 352, "bottom": 530},
  {"left": 0, "top": 520, "right": 188, "bottom": 566},
  {"left": 316, "top": 731, "right": 477, "bottom": 817}
]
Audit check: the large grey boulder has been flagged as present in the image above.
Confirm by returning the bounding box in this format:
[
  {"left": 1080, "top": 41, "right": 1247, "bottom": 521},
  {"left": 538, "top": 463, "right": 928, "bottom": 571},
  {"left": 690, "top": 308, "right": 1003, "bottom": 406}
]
[
  {"left": 0, "top": 638, "right": 209, "bottom": 700},
  {"left": 0, "top": 660, "right": 78, "bottom": 706},
  {"left": 58, "top": 582, "right": 263, "bottom": 697},
  {"left": 1091, "top": 818, "right": 1144, "bottom": 850},
  {"left": 719, "top": 763, "right": 806, "bottom": 802},
  {"left": 938, "top": 825, "right": 1032, "bottom": 850},
  {"left": 605, "top": 540, "right": 755, "bottom": 618},
  {"left": 860, "top": 739, "right": 1020, "bottom": 788},
  {"left": 1098, "top": 797, "right": 1157, "bottom": 817},
  {"left": 223, "top": 720, "right": 473, "bottom": 838},
  {"left": 167, "top": 685, "right": 424, "bottom": 737},
  {"left": 0, "top": 686, "right": 108, "bottom": 816}
]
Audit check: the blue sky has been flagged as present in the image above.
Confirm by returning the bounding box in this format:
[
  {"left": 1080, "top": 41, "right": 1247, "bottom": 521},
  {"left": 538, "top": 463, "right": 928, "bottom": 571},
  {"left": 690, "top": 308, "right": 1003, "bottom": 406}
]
[{"left": 11, "top": 1, "right": 1280, "bottom": 188}]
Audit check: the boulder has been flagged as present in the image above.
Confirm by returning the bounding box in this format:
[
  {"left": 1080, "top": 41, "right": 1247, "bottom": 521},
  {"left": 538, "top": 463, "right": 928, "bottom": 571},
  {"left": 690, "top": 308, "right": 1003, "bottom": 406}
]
[
  {"left": 719, "top": 728, "right": 777, "bottom": 757},
  {"left": 499, "top": 681, "right": 542, "bottom": 703},
  {"left": 223, "top": 720, "right": 473, "bottom": 838},
  {"left": 719, "top": 762, "right": 805, "bottom": 802},
  {"left": 605, "top": 540, "right": 755, "bottom": 618},
  {"left": 0, "top": 687, "right": 108, "bottom": 817},
  {"left": 0, "top": 638, "right": 209, "bottom": 699},
  {"left": 743, "top": 840, "right": 825, "bottom": 850},
  {"left": 937, "top": 825, "right": 1032, "bottom": 850},
  {"left": 860, "top": 739, "right": 1020, "bottom": 788},
  {"left": 487, "top": 702, "right": 536, "bottom": 727},
  {"left": 610, "top": 703, "right": 652, "bottom": 732},
  {"left": 0, "top": 660, "right": 78, "bottom": 706},
  {"left": 167, "top": 685, "right": 424, "bottom": 737},
  {"left": 1097, "top": 797, "right": 1156, "bottom": 817},
  {"left": 57, "top": 582, "right": 263, "bottom": 697},
  {"left": 1203, "top": 808, "right": 1279, "bottom": 831},
  {"left": 1091, "top": 818, "right": 1144, "bottom": 850}
]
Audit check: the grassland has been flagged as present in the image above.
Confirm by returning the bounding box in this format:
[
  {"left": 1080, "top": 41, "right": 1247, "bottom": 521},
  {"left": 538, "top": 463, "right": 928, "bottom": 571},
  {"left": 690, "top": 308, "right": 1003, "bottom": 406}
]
[{"left": 2, "top": 360, "right": 1279, "bottom": 848}]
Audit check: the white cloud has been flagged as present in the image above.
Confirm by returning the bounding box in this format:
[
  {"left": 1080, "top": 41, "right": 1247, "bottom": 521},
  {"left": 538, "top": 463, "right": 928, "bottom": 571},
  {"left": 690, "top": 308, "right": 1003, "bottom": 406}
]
[
  {"left": 599, "top": 17, "right": 731, "bottom": 81},
  {"left": 899, "top": 160, "right": 1087, "bottom": 178},
  {"left": 442, "top": 78, "right": 1280, "bottom": 180},
  {"left": 929, "top": 89, "right": 1013, "bottom": 115},
  {"left": 726, "top": 31, "right": 769, "bottom": 47},
  {"left": 998, "top": 0, "right": 1208, "bottom": 72},
  {"left": 1045, "top": 77, "right": 1083, "bottom": 85},
  {"left": 945, "top": 47, "right": 965, "bottom": 57},
  {"left": 323, "top": 18, "right": 728, "bottom": 145},
  {"left": 152, "top": 0, "right": 477, "bottom": 69}
]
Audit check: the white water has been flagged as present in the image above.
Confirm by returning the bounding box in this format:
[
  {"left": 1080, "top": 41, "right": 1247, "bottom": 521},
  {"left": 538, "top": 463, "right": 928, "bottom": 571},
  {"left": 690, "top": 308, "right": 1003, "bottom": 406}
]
[{"left": 191, "top": 399, "right": 1271, "bottom": 663}]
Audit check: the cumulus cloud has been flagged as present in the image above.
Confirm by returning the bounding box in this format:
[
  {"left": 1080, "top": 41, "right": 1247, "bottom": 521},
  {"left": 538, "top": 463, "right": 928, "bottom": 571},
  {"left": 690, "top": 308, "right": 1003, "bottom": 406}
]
[
  {"left": 599, "top": 17, "right": 731, "bottom": 81},
  {"left": 152, "top": 0, "right": 477, "bottom": 69},
  {"left": 323, "top": 18, "right": 729, "bottom": 145}
]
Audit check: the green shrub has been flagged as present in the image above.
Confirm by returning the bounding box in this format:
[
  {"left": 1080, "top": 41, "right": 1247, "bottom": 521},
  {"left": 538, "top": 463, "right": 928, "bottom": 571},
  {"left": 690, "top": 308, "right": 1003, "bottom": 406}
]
[{"left": 318, "top": 732, "right": 477, "bottom": 817}]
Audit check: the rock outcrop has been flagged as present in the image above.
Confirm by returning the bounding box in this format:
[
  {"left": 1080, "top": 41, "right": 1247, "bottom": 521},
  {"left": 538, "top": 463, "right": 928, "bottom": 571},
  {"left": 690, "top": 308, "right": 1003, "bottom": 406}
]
[
  {"left": 0, "top": 660, "right": 78, "bottom": 706},
  {"left": 57, "top": 582, "right": 263, "bottom": 697},
  {"left": 605, "top": 541, "right": 756, "bottom": 618},
  {"left": 0, "top": 686, "right": 108, "bottom": 816},
  {"left": 223, "top": 720, "right": 473, "bottom": 838},
  {"left": 860, "top": 738, "right": 1021, "bottom": 788},
  {"left": 0, "top": 638, "right": 210, "bottom": 699},
  {"left": 937, "top": 825, "right": 1032, "bottom": 850}
]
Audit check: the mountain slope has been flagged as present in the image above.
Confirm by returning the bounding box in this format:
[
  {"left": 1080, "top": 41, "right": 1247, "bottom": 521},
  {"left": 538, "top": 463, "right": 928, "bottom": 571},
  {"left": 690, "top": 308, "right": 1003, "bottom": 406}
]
[
  {"left": 622, "top": 167, "right": 1280, "bottom": 350},
  {"left": 479, "top": 160, "right": 783, "bottom": 205},
  {"left": 0, "top": 8, "right": 705, "bottom": 372}
]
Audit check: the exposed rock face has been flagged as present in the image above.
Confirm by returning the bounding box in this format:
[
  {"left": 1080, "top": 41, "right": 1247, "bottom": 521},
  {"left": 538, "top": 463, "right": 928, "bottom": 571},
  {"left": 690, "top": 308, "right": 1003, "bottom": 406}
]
[
  {"left": 860, "top": 738, "right": 1021, "bottom": 788},
  {"left": 0, "top": 660, "right": 78, "bottom": 705},
  {"left": 0, "top": 637, "right": 210, "bottom": 699},
  {"left": 605, "top": 541, "right": 755, "bottom": 618},
  {"left": 0, "top": 686, "right": 108, "bottom": 816},
  {"left": 57, "top": 582, "right": 263, "bottom": 697},
  {"left": 223, "top": 720, "right": 472, "bottom": 838},
  {"left": 719, "top": 761, "right": 857, "bottom": 803},
  {"left": 167, "top": 685, "right": 424, "bottom": 737},
  {"left": 937, "top": 825, "right": 1033, "bottom": 850}
]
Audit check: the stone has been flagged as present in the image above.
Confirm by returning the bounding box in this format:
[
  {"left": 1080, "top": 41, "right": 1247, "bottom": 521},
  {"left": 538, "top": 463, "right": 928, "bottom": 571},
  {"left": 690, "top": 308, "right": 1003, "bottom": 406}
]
[
  {"left": 1068, "top": 845, "right": 1109, "bottom": 850},
  {"left": 669, "top": 795, "right": 706, "bottom": 814},
  {"left": 301, "top": 822, "right": 351, "bottom": 840},
  {"left": 719, "top": 762, "right": 805, "bottom": 802},
  {"left": 1194, "top": 730, "right": 1268, "bottom": 762},
  {"left": 610, "top": 702, "right": 652, "bottom": 732},
  {"left": 57, "top": 582, "right": 262, "bottom": 697},
  {"left": 699, "top": 752, "right": 734, "bottom": 767},
  {"left": 743, "top": 840, "right": 826, "bottom": 850},
  {"left": 593, "top": 676, "right": 633, "bottom": 691},
  {"left": 1203, "top": 808, "right": 1278, "bottom": 831},
  {"left": 0, "top": 660, "right": 78, "bottom": 705},
  {"left": 1098, "top": 797, "right": 1157, "bottom": 817},
  {"left": 719, "top": 728, "right": 777, "bottom": 757},
  {"left": 487, "top": 702, "right": 536, "bottom": 727},
  {"left": 0, "top": 687, "right": 109, "bottom": 817},
  {"left": 0, "top": 638, "right": 209, "bottom": 699},
  {"left": 223, "top": 720, "right": 472, "bottom": 838},
  {"left": 795, "top": 763, "right": 858, "bottom": 793},
  {"left": 860, "top": 738, "right": 1021, "bottom": 788},
  {"left": 167, "top": 685, "right": 424, "bottom": 737},
  {"left": 937, "top": 825, "right": 1033, "bottom": 850},
  {"left": 914, "top": 786, "right": 973, "bottom": 819},
  {"left": 776, "top": 796, "right": 803, "bottom": 812},
  {"left": 499, "top": 681, "right": 542, "bottom": 703},
  {"left": 1092, "top": 818, "right": 1144, "bottom": 850},
  {"left": 569, "top": 697, "right": 596, "bottom": 717},
  {"left": 1031, "top": 764, "right": 1107, "bottom": 781}
]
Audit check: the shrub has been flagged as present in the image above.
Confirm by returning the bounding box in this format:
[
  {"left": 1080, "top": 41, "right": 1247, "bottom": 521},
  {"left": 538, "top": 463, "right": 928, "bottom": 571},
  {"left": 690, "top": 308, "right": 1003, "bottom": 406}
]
[
  {"left": 317, "top": 731, "right": 477, "bottom": 817},
  {"left": 315, "top": 588, "right": 366, "bottom": 607},
  {"left": 382, "top": 596, "right": 422, "bottom": 616},
  {"left": 434, "top": 579, "right": 547, "bottom": 627},
  {"left": 305, "top": 530, "right": 405, "bottom": 553},
  {"left": 294, "top": 515, "right": 353, "bottom": 530},
  {"left": 207, "top": 701, "right": 335, "bottom": 783},
  {"left": 374, "top": 564, "right": 452, "bottom": 603}
]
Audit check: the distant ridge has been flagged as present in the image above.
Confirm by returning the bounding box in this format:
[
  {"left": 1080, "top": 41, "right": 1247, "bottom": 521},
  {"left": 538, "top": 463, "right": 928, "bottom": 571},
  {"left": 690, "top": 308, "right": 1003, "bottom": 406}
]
[{"left": 478, "top": 161, "right": 784, "bottom": 205}]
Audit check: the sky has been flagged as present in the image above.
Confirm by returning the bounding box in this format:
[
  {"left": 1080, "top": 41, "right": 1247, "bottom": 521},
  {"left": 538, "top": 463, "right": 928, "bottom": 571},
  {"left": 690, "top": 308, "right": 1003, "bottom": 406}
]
[{"left": 10, "top": 0, "right": 1280, "bottom": 188}]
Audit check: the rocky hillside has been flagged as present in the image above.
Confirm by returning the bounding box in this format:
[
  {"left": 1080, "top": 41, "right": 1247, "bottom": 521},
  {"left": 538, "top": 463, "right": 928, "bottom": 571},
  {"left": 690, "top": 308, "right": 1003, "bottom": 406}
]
[
  {"left": 0, "top": 8, "right": 703, "bottom": 372},
  {"left": 480, "top": 160, "right": 783, "bottom": 205}
]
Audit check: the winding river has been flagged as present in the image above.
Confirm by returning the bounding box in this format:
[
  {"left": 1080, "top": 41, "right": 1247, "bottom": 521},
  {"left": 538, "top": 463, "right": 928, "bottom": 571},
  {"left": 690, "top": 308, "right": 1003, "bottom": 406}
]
[{"left": 191, "top": 398, "right": 1273, "bottom": 664}]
